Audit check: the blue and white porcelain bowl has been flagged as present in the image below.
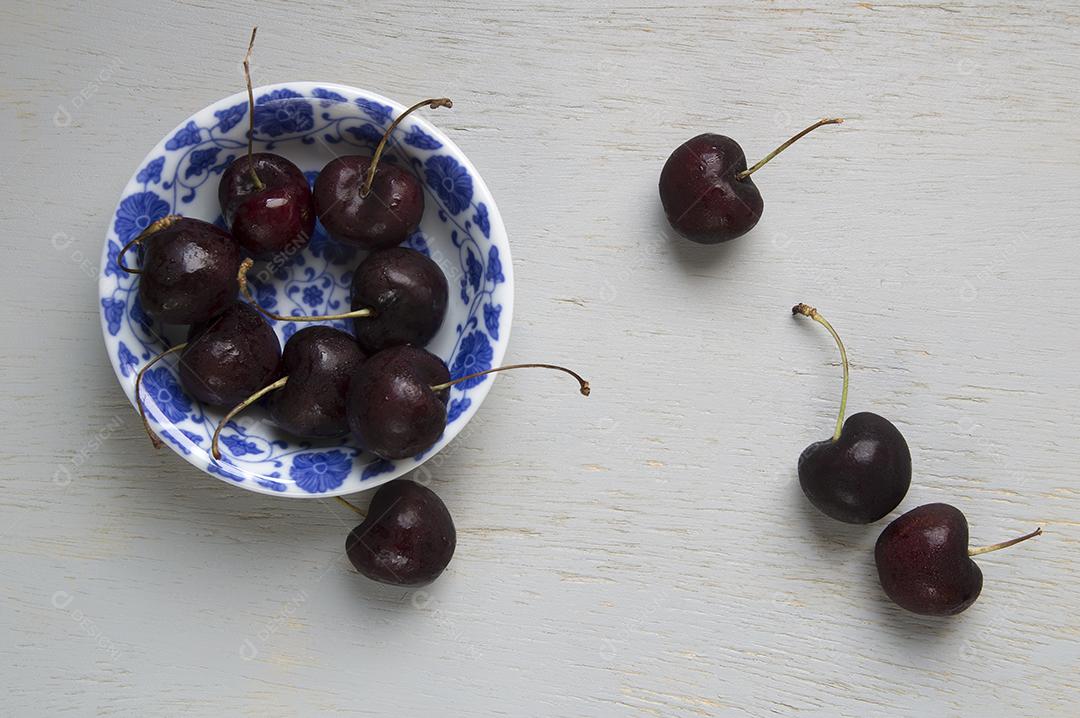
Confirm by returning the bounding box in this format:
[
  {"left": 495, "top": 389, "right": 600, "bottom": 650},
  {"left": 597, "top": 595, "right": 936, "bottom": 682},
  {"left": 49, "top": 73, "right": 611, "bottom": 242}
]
[{"left": 99, "top": 83, "right": 513, "bottom": 497}]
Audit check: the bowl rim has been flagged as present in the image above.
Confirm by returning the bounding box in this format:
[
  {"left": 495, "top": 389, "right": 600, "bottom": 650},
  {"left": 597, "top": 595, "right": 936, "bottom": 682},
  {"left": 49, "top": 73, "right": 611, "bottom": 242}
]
[{"left": 99, "top": 81, "right": 514, "bottom": 497}]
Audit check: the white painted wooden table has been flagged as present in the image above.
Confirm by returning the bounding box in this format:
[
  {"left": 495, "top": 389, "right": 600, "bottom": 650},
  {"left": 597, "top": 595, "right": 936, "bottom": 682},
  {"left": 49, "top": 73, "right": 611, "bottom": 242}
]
[{"left": 2, "top": 2, "right": 1077, "bottom": 715}]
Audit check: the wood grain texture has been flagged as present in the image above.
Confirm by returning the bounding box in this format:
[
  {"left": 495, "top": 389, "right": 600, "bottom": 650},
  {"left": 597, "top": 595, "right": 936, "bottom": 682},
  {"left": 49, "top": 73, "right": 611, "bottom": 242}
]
[{"left": 1, "top": 1, "right": 1078, "bottom": 715}]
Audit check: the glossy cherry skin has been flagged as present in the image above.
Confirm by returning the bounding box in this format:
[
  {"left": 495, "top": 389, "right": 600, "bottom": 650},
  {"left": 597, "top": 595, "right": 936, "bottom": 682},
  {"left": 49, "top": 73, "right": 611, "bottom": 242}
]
[
  {"left": 138, "top": 217, "right": 240, "bottom": 324},
  {"left": 658, "top": 134, "right": 763, "bottom": 243},
  {"left": 875, "top": 504, "right": 983, "bottom": 616},
  {"left": 267, "top": 326, "right": 366, "bottom": 439},
  {"left": 218, "top": 153, "right": 315, "bottom": 259},
  {"left": 345, "top": 479, "right": 456, "bottom": 586},
  {"left": 798, "top": 412, "right": 911, "bottom": 524},
  {"left": 179, "top": 302, "right": 281, "bottom": 407},
  {"left": 347, "top": 346, "right": 450, "bottom": 460},
  {"left": 313, "top": 156, "right": 423, "bottom": 250},
  {"left": 350, "top": 247, "right": 448, "bottom": 355}
]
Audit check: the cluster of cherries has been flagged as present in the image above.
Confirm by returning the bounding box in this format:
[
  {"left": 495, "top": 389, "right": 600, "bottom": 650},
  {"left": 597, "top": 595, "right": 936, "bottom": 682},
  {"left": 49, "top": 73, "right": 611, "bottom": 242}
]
[
  {"left": 659, "top": 126, "right": 1041, "bottom": 616},
  {"left": 119, "top": 29, "right": 588, "bottom": 587},
  {"left": 119, "top": 30, "right": 1041, "bottom": 604}
]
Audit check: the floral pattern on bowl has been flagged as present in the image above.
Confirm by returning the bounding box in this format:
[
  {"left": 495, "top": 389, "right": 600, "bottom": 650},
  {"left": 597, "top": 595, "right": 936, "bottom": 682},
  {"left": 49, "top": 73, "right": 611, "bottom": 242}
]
[{"left": 99, "top": 83, "right": 513, "bottom": 497}]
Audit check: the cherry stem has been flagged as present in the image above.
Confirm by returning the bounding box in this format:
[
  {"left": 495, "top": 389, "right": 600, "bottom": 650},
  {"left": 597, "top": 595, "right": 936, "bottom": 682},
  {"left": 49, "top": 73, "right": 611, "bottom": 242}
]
[
  {"left": 793, "top": 303, "right": 848, "bottom": 443},
  {"left": 211, "top": 376, "right": 288, "bottom": 460},
  {"left": 237, "top": 258, "right": 373, "bottom": 322},
  {"left": 429, "top": 363, "right": 591, "bottom": 396},
  {"left": 968, "top": 527, "right": 1042, "bottom": 557},
  {"left": 736, "top": 118, "right": 844, "bottom": 180},
  {"left": 115, "top": 214, "right": 183, "bottom": 274},
  {"left": 360, "top": 98, "right": 453, "bottom": 197},
  {"left": 135, "top": 342, "right": 188, "bottom": 449},
  {"left": 335, "top": 496, "right": 367, "bottom": 517},
  {"left": 242, "top": 26, "right": 263, "bottom": 190}
]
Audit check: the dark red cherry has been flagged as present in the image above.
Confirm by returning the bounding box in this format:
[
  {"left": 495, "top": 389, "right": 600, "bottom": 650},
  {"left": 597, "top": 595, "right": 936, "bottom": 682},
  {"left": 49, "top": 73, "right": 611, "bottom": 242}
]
[
  {"left": 659, "top": 134, "right": 763, "bottom": 243},
  {"left": 216, "top": 29, "right": 314, "bottom": 259},
  {"left": 350, "top": 247, "right": 448, "bottom": 355},
  {"left": 344, "top": 479, "right": 456, "bottom": 586},
  {"left": 659, "top": 118, "right": 842, "bottom": 243},
  {"left": 234, "top": 248, "right": 447, "bottom": 355},
  {"left": 267, "top": 326, "right": 366, "bottom": 438},
  {"left": 348, "top": 354, "right": 589, "bottom": 461},
  {"left": 313, "top": 98, "right": 451, "bottom": 250},
  {"left": 218, "top": 153, "right": 315, "bottom": 258},
  {"left": 179, "top": 301, "right": 281, "bottom": 407},
  {"left": 122, "top": 215, "right": 241, "bottom": 325},
  {"left": 314, "top": 156, "right": 423, "bottom": 250},
  {"left": 792, "top": 304, "right": 910, "bottom": 523},
  {"left": 799, "top": 412, "right": 911, "bottom": 524},
  {"left": 875, "top": 503, "right": 1041, "bottom": 616},
  {"left": 347, "top": 345, "right": 451, "bottom": 460}
]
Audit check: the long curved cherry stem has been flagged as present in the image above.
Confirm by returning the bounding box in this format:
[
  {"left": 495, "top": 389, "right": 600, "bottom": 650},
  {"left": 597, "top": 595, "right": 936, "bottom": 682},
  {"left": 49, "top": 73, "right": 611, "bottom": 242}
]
[
  {"left": 134, "top": 342, "right": 188, "bottom": 449},
  {"left": 736, "top": 118, "right": 844, "bottom": 180},
  {"left": 430, "top": 363, "right": 591, "bottom": 396},
  {"left": 335, "top": 496, "right": 367, "bottom": 517},
  {"left": 115, "top": 214, "right": 184, "bottom": 274},
  {"left": 360, "top": 98, "right": 453, "bottom": 197},
  {"left": 242, "top": 26, "right": 264, "bottom": 190},
  {"left": 793, "top": 303, "right": 848, "bottom": 443},
  {"left": 969, "top": 527, "right": 1042, "bottom": 557},
  {"left": 237, "top": 258, "right": 373, "bottom": 322},
  {"left": 211, "top": 376, "right": 288, "bottom": 460}
]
